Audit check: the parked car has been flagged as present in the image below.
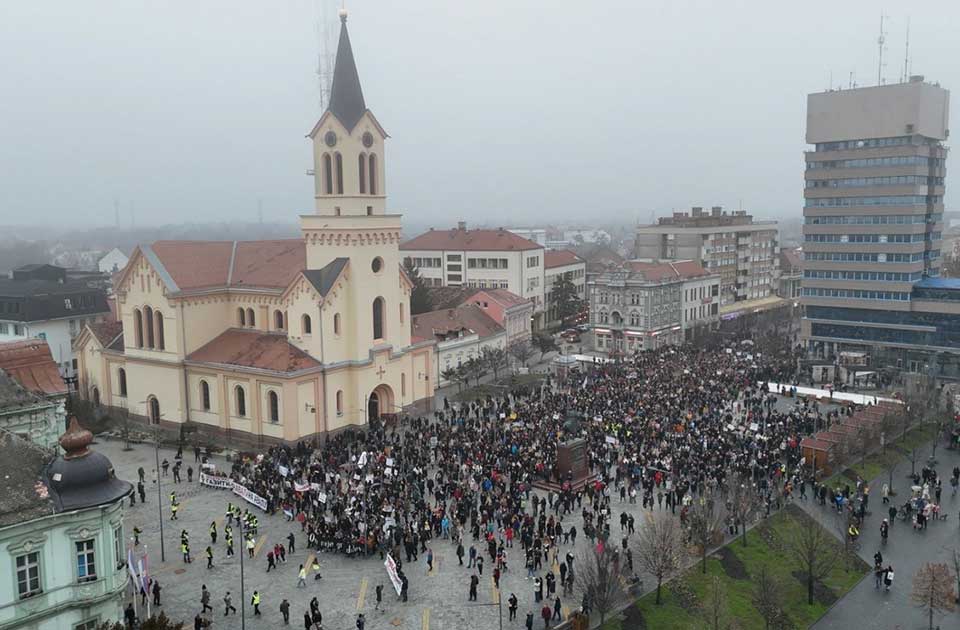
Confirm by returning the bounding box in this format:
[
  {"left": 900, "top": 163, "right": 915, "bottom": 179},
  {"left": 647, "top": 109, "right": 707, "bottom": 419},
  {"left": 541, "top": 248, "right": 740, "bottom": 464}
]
[{"left": 576, "top": 324, "right": 590, "bottom": 332}]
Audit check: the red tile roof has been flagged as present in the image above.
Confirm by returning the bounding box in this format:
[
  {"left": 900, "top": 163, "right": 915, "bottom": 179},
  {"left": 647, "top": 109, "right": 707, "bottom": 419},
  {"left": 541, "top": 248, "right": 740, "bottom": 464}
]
[
  {"left": 469, "top": 289, "right": 531, "bottom": 308},
  {"left": 401, "top": 228, "right": 541, "bottom": 252},
  {"left": 410, "top": 304, "right": 504, "bottom": 343},
  {"left": 0, "top": 339, "right": 67, "bottom": 397},
  {"left": 148, "top": 240, "right": 306, "bottom": 292},
  {"left": 87, "top": 321, "right": 124, "bottom": 351},
  {"left": 625, "top": 260, "right": 709, "bottom": 281},
  {"left": 544, "top": 250, "right": 583, "bottom": 269},
  {"left": 186, "top": 329, "right": 321, "bottom": 373}
]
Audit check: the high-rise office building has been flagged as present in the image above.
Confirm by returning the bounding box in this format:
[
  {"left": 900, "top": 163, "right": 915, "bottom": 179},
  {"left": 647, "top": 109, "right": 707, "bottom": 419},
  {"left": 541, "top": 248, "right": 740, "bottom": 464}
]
[{"left": 801, "top": 76, "right": 960, "bottom": 378}]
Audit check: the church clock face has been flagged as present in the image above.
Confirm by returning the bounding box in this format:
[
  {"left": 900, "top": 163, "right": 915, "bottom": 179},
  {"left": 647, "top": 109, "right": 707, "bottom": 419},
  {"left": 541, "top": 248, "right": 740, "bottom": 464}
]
[
  {"left": 324, "top": 131, "right": 337, "bottom": 148},
  {"left": 362, "top": 131, "right": 374, "bottom": 148}
]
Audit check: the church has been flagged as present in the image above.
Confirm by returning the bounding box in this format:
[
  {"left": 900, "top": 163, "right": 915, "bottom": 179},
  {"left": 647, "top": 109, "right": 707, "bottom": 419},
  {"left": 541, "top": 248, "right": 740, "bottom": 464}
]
[{"left": 75, "top": 13, "right": 435, "bottom": 445}]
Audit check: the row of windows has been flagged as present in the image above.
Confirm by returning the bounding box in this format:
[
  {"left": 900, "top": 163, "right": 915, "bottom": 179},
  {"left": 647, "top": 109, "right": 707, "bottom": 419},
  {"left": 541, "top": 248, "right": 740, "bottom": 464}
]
[
  {"left": 802, "top": 287, "right": 911, "bottom": 301},
  {"left": 405, "top": 257, "right": 442, "bottom": 268},
  {"left": 804, "top": 251, "right": 925, "bottom": 263},
  {"left": 133, "top": 306, "right": 165, "bottom": 350},
  {"left": 810, "top": 322, "right": 960, "bottom": 348},
  {"left": 804, "top": 232, "right": 941, "bottom": 243},
  {"left": 806, "top": 176, "right": 943, "bottom": 188},
  {"left": 467, "top": 257, "right": 509, "bottom": 269},
  {"left": 320, "top": 152, "right": 378, "bottom": 196},
  {"left": 0, "top": 322, "right": 26, "bottom": 335},
  {"left": 0, "top": 301, "right": 22, "bottom": 314},
  {"left": 465, "top": 279, "right": 510, "bottom": 289},
  {"left": 805, "top": 195, "right": 939, "bottom": 208},
  {"left": 526, "top": 256, "right": 540, "bottom": 268},
  {"left": 803, "top": 270, "right": 924, "bottom": 282},
  {"left": 814, "top": 136, "right": 913, "bottom": 152},
  {"left": 807, "top": 156, "right": 944, "bottom": 169},
  {"left": 17, "top": 527, "right": 124, "bottom": 600},
  {"left": 805, "top": 213, "right": 940, "bottom": 225}
]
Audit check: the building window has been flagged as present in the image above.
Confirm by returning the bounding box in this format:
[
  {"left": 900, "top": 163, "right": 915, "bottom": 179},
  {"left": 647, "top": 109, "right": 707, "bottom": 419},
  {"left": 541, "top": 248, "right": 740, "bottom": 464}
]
[
  {"left": 399, "top": 303, "right": 404, "bottom": 324},
  {"left": 302, "top": 314, "right": 312, "bottom": 334},
  {"left": 113, "top": 526, "right": 124, "bottom": 570},
  {"left": 401, "top": 373, "right": 406, "bottom": 397},
  {"left": 238, "top": 307, "right": 246, "bottom": 326},
  {"left": 372, "top": 297, "right": 385, "bottom": 340},
  {"left": 368, "top": 154, "right": 378, "bottom": 195},
  {"left": 76, "top": 539, "right": 96, "bottom": 583},
  {"left": 143, "top": 306, "right": 154, "bottom": 348},
  {"left": 334, "top": 313, "right": 341, "bottom": 335},
  {"left": 336, "top": 390, "right": 343, "bottom": 416},
  {"left": 334, "top": 153, "right": 344, "bottom": 194},
  {"left": 148, "top": 396, "right": 160, "bottom": 424},
  {"left": 154, "top": 310, "right": 165, "bottom": 350},
  {"left": 118, "top": 368, "right": 127, "bottom": 397},
  {"left": 322, "top": 153, "right": 333, "bottom": 195},
  {"left": 268, "top": 391, "right": 279, "bottom": 423},
  {"left": 358, "top": 154, "right": 366, "bottom": 194},
  {"left": 200, "top": 380, "right": 211, "bottom": 411},
  {"left": 235, "top": 386, "right": 246, "bottom": 417},
  {"left": 274, "top": 310, "right": 285, "bottom": 330},
  {"left": 246, "top": 308, "right": 255, "bottom": 328},
  {"left": 134, "top": 309, "right": 144, "bottom": 348},
  {"left": 92, "top": 387, "right": 100, "bottom": 407},
  {"left": 372, "top": 257, "right": 383, "bottom": 273},
  {"left": 0, "top": 323, "right": 7, "bottom": 334},
  {"left": 16, "top": 552, "right": 41, "bottom": 599}
]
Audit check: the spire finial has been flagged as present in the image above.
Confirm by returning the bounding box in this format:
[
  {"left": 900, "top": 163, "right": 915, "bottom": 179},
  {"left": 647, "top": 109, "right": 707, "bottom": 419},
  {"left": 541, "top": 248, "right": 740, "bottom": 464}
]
[
  {"left": 59, "top": 416, "right": 93, "bottom": 460},
  {"left": 339, "top": 6, "right": 347, "bottom": 23}
]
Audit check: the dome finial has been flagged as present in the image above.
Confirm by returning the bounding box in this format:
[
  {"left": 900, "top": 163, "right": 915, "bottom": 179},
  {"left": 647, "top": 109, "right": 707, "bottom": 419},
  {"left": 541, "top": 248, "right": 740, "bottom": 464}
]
[{"left": 59, "top": 416, "right": 93, "bottom": 460}]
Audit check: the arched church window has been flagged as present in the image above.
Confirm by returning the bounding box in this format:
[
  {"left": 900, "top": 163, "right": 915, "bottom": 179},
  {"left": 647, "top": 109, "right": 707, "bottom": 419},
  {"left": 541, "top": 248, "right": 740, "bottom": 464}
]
[
  {"left": 154, "top": 310, "right": 165, "bottom": 350},
  {"left": 134, "top": 309, "right": 144, "bottom": 348},
  {"left": 246, "top": 308, "right": 255, "bottom": 328},
  {"left": 322, "top": 153, "right": 333, "bottom": 195},
  {"left": 143, "top": 306, "right": 155, "bottom": 348},
  {"left": 372, "top": 297, "right": 385, "bottom": 340},
  {"left": 274, "top": 310, "right": 285, "bottom": 330},
  {"left": 200, "top": 380, "right": 211, "bottom": 411},
  {"left": 336, "top": 390, "right": 343, "bottom": 416},
  {"left": 358, "top": 154, "right": 366, "bottom": 194},
  {"left": 238, "top": 308, "right": 246, "bottom": 326},
  {"left": 302, "top": 314, "right": 312, "bottom": 334},
  {"left": 118, "top": 368, "right": 127, "bottom": 397},
  {"left": 334, "top": 313, "right": 341, "bottom": 335},
  {"left": 368, "top": 154, "right": 377, "bottom": 195},
  {"left": 334, "top": 153, "right": 344, "bottom": 194},
  {"left": 235, "top": 386, "right": 246, "bottom": 417},
  {"left": 268, "top": 391, "right": 280, "bottom": 423}
]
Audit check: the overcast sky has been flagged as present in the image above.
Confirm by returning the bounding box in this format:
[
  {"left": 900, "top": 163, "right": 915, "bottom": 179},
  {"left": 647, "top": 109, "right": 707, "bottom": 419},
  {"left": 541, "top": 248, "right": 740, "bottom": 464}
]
[{"left": 1, "top": 0, "right": 957, "bottom": 229}]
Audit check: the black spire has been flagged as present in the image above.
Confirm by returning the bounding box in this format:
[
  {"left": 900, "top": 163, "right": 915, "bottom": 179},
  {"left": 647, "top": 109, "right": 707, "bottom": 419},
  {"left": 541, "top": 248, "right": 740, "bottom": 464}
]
[{"left": 327, "top": 11, "right": 367, "bottom": 131}]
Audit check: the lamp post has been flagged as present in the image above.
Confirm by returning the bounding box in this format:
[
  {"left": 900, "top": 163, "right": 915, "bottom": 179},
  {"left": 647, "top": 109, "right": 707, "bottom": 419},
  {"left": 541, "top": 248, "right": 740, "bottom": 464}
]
[
  {"left": 239, "top": 524, "right": 248, "bottom": 630},
  {"left": 140, "top": 400, "right": 166, "bottom": 562}
]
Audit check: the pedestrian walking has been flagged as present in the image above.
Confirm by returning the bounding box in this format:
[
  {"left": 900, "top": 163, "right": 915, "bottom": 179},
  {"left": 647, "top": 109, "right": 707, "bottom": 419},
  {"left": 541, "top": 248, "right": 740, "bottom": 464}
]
[
  {"left": 206, "top": 546, "right": 213, "bottom": 569},
  {"left": 138, "top": 481, "right": 146, "bottom": 504},
  {"left": 469, "top": 574, "right": 479, "bottom": 601},
  {"left": 287, "top": 532, "right": 296, "bottom": 554},
  {"left": 508, "top": 593, "right": 518, "bottom": 621},
  {"left": 200, "top": 585, "right": 213, "bottom": 613},
  {"left": 252, "top": 591, "right": 262, "bottom": 616},
  {"left": 375, "top": 584, "right": 383, "bottom": 611},
  {"left": 525, "top": 611, "right": 534, "bottom": 630},
  {"left": 223, "top": 592, "right": 237, "bottom": 615},
  {"left": 209, "top": 521, "right": 217, "bottom": 545},
  {"left": 280, "top": 598, "right": 291, "bottom": 625},
  {"left": 356, "top": 613, "right": 366, "bottom": 630},
  {"left": 297, "top": 564, "right": 307, "bottom": 587},
  {"left": 152, "top": 580, "right": 162, "bottom": 606},
  {"left": 267, "top": 551, "right": 276, "bottom": 572}
]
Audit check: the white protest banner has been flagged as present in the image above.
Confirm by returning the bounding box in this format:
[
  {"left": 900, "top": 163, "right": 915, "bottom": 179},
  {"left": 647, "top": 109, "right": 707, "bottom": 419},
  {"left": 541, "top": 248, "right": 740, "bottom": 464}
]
[
  {"left": 357, "top": 452, "right": 368, "bottom": 468},
  {"left": 384, "top": 554, "right": 403, "bottom": 596},
  {"left": 310, "top": 482, "right": 322, "bottom": 491},
  {"left": 278, "top": 465, "right": 289, "bottom": 477},
  {"left": 199, "top": 472, "right": 233, "bottom": 490},
  {"left": 231, "top": 483, "right": 268, "bottom": 510},
  {"left": 317, "top": 492, "right": 327, "bottom": 504},
  {"left": 294, "top": 481, "right": 311, "bottom": 493},
  {"left": 605, "top": 435, "right": 619, "bottom": 446}
]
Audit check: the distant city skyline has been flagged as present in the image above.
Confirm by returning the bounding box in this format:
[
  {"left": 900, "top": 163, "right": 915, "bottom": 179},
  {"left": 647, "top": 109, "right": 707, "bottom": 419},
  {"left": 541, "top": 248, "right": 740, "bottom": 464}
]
[{"left": 1, "top": 0, "right": 957, "bottom": 227}]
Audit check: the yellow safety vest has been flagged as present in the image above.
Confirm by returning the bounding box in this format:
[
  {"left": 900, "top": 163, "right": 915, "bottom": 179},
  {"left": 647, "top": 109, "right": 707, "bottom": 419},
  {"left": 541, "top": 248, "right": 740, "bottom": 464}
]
[{"left": 252, "top": 593, "right": 260, "bottom": 605}]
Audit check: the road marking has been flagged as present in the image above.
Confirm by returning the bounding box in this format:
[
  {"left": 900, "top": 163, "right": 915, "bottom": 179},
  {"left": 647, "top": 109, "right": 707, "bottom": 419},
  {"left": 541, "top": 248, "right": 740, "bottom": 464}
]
[
  {"left": 421, "top": 607, "right": 430, "bottom": 630},
  {"left": 491, "top": 577, "right": 499, "bottom": 604},
  {"left": 253, "top": 535, "right": 267, "bottom": 558},
  {"left": 356, "top": 577, "right": 368, "bottom": 610}
]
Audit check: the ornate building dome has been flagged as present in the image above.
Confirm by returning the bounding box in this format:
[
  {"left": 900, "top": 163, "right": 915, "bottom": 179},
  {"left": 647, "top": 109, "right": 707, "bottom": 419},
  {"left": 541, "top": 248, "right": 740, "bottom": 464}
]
[{"left": 46, "top": 417, "right": 132, "bottom": 511}]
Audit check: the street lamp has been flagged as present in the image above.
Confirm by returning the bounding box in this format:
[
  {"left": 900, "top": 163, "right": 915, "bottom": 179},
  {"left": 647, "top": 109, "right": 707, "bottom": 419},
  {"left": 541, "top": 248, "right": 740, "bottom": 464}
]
[
  {"left": 238, "top": 523, "right": 250, "bottom": 630},
  {"left": 139, "top": 400, "right": 166, "bottom": 562}
]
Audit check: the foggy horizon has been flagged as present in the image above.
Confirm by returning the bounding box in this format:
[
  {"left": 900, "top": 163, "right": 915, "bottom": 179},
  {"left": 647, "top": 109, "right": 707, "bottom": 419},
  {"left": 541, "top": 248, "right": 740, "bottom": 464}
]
[{"left": 2, "top": 0, "right": 958, "bottom": 229}]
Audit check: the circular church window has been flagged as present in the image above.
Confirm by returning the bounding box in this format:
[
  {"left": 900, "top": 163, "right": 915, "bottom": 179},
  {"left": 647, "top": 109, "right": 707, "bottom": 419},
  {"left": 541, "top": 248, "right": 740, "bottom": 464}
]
[{"left": 371, "top": 257, "right": 383, "bottom": 273}]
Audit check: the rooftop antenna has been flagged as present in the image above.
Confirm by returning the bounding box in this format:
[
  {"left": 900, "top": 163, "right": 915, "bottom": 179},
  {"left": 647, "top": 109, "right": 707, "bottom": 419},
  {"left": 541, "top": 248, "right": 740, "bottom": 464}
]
[
  {"left": 315, "top": 0, "right": 336, "bottom": 111},
  {"left": 901, "top": 17, "right": 911, "bottom": 83},
  {"left": 877, "top": 14, "right": 888, "bottom": 85}
]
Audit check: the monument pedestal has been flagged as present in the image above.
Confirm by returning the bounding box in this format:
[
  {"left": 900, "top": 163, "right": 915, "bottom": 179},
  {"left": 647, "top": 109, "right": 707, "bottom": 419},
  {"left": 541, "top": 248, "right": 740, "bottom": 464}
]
[{"left": 533, "top": 437, "right": 595, "bottom": 491}]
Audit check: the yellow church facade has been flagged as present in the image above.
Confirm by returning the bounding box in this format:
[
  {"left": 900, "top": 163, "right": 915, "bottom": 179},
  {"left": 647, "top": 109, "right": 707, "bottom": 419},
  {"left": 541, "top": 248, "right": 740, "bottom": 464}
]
[{"left": 74, "top": 14, "right": 435, "bottom": 445}]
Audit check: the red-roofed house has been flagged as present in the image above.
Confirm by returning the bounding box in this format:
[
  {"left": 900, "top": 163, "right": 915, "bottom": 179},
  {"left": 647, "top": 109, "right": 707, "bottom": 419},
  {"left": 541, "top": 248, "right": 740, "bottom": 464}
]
[
  {"left": 589, "top": 260, "right": 721, "bottom": 353},
  {"left": 465, "top": 289, "right": 534, "bottom": 345},
  {"left": 0, "top": 339, "right": 68, "bottom": 447},
  {"left": 544, "top": 250, "right": 586, "bottom": 328},
  {"left": 411, "top": 304, "right": 507, "bottom": 386},
  {"left": 401, "top": 222, "right": 547, "bottom": 329},
  {"left": 72, "top": 15, "right": 436, "bottom": 447}
]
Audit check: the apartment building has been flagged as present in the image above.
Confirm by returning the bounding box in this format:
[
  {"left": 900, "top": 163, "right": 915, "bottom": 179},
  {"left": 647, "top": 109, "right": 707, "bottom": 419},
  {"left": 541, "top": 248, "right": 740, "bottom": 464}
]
[
  {"left": 801, "top": 76, "right": 960, "bottom": 378},
  {"left": 401, "top": 222, "right": 547, "bottom": 329},
  {"left": 634, "top": 208, "right": 779, "bottom": 305},
  {"left": 589, "top": 260, "right": 720, "bottom": 353}
]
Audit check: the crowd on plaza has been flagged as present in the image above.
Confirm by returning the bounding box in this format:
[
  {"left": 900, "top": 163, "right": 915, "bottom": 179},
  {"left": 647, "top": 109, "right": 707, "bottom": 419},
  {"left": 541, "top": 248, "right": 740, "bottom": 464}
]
[{"left": 158, "top": 334, "right": 874, "bottom": 627}]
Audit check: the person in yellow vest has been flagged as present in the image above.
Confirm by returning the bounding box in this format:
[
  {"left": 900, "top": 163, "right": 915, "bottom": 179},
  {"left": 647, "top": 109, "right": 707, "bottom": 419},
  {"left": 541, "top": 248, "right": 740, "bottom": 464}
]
[
  {"left": 171, "top": 501, "right": 179, "bottom": 520},
  {"left": 251, "top": 591, "right": 261, "bottom": 616},
  {"left": 181, "top": 541, "right": 191, "bottom": 563},
  {"left": 206, "top": 546, "right": 214, "bottom": 569},
  {"left": 209, "top": 521, "right": 218, "bottom": 545}
]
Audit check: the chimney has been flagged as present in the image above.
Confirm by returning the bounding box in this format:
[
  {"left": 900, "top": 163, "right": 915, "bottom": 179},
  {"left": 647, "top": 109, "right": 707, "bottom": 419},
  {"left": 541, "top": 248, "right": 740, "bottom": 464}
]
[{"left": 457, "top": 221, "right": 467, "bottom": 231}]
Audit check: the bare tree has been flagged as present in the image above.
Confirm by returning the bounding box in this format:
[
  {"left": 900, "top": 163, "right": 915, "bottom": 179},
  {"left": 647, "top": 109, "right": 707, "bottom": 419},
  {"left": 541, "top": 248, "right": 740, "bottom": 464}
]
[
  {"left": 508, "top": 340, "right": 534, "bottom": 370},
  {"left": 910, "top": 562, "right": 957, "bottom": 630},
  {"left": 635, "top": 514, "right": 683, "bottom": 605},
  {"left": 574, "top": 546, "right": 625, "bottom": 626},
  {"left": 948, "top": 547, "right": 960, "bottom": 605},
  {"left": 752, "top": 566, "right": 784, "bottom": 630},
  {"left": 727, "top": 479, "right": 762, "bottom": 547},
  {"left": 789, "top": 510, "right": 839, "bottom": 605},
  {"left": 481, "top": 346, "right": 507, "bottom": 382},
  {"left": 706, "top": 575, "right": 728, "bottom": 630},
  {"left": 686, "top": 494, "right": 726, "bottom": 574}
]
